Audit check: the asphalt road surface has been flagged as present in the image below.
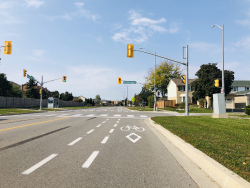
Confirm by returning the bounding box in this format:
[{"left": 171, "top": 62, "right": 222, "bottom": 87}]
[{"left": 0, "top": 107, "right": 200, "bottom": 188}]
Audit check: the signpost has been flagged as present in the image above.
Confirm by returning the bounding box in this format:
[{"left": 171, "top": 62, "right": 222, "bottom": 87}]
[
  {"left": 27, "top": 74, "right": 34, "bottom": 80},
  {"left": 123, "top": 81, "right": 137, "bottom": 84}
]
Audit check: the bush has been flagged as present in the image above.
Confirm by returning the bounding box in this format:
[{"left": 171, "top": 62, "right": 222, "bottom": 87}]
[
  {"left": 244, "top": 105, "right": 250, "bottom": 115},
  {"left": 174, "top": 104, "right": 179, "bottom": 107},
  {"left": 147, "top": 95, "right": 154, "bottom": 108},
  {"left": 178, "top": 102, "right": 185, "bottom": 109}
]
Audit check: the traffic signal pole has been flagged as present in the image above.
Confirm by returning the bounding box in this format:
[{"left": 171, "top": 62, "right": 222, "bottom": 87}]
[
  {"left": 40, "top": 75, "right": 43, "bottom": 110},
  {"left": 185, "top": 45, "right": 189, "bottom": 116}
]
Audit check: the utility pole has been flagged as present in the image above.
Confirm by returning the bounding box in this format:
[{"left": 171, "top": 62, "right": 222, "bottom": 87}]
[
  {"left": 40, "top": 75, "right": 43, "bottom": 110},
  {"left": 154, "top": 52, "right": 156, "bottom": 111}
]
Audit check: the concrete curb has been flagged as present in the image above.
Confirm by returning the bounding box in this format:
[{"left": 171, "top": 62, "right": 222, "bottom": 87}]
[{"left": 146, "top": 118, "right": 250, "bottom": 188}]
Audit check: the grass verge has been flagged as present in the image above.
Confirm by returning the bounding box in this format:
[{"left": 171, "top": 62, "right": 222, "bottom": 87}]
[
  {"left": 151, "top": 116, "right": 250, "bottom": 182},
  {"left": 0, "top": 108, "right": 40, "bottom": 115},
  {"left": 162, "top": 106, "right": 213, "bottom": 113}
]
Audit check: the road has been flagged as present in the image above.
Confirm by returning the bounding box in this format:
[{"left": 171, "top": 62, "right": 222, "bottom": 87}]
[{"left": 0, "top": 107, "right": 200, "bottom": 187}]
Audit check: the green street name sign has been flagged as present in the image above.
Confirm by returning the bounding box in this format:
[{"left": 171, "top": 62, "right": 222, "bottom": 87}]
[
  {"left": 27, "top": 74, "right": 34, "bottom": 80},
  {"left": 123, "top": 81, "right": 137, "bottom": 84}
]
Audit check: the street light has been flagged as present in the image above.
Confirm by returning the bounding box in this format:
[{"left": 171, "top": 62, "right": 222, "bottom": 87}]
[
  {"left": 124, "top": 85, "right": 128, "bottom": 106},
  {"left": 211, "top": 24, "right": 224, "bottom": 94},
  {"left": 140, "top": 47, "right": 157, "bottom": 111}
]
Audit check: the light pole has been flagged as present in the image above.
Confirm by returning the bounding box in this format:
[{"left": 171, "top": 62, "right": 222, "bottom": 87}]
[
  {"left": 124, "top": 85, "right": 128, "bottom": 106},
  {"left": 140, "top": 48, "right": 157, "bottom": 111},
  {"left": 212, "top": 24, "right": 224, "bottom": 94}
]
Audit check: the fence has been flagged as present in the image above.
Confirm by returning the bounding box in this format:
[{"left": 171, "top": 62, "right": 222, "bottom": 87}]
[
  {"left": 0, "top": 96, "right": 85, "bottom": 108},
  {"left": 157, "top": 100, "right": 176, "bottom": 108}
]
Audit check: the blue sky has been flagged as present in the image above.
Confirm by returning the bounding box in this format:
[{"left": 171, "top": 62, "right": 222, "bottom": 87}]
[{"left": 1, "top": 0, "right": 250, "bottom": 101}]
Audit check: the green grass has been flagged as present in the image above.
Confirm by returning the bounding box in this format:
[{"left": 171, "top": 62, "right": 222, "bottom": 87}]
[
  {"left": 152, "top": 116, "right": 250, "bottom": 182},
  {"left": 0, "top": 108, "right": 40, "bottom": 115},
  {"left": 229, "top": 114, "right": 250, "bottom": 118},
  {"left": 162, "top": 106, "right": 213, "bottom": 113},
  {"left": 125, "top": 107, "right": 154, "bottom": 111}
]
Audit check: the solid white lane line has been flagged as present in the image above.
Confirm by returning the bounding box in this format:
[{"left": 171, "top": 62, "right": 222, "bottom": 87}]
[
  {"left": 96, "top": 124, "right": 102, "bottom": 127},
  {"left": 22, "top": 154, "right": 58, "bottom": 175},
  {"left": 109, "top": 129, "right": 114, "bottom": 133},
  {"left": 101, "top": 136, "right": 109, "bottom": 144},
  {"left": 114, "top": 124, "right": 117, "bottom": 127},
  {"left": 86, "top": 129, "right": 94, "bottom": 134},
  {"left": 82, "top": 151, "right": 99, "bottom": 168},
  {"left": 68, "top": 137, "right": 83, "bottom": 146}
]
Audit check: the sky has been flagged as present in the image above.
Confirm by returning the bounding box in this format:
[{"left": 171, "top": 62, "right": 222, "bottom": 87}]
[{"left": 1, "top": 0, "right": 250, "bottom": 101}]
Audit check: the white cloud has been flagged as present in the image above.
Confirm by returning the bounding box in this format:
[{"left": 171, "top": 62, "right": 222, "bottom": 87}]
[
  {"left": 112, "top": 10, "right": 179, "bottom": 43},
  {"left": 96, "top": 36, "right": 103, "bottom": 43},
  {"left": 75, "top": 2, "right": 84, "bottom": 8},
  {"left": 0, "top": 2, "right": 15, "bottom": 9},
  {"left": 235, "top": 36, "right": 250, "bottom": 49},
  {"left": 45, "top": 3, "right": 99, "bottom": 21},
  {"left": 112, "top": 23, "right": 122, "bottom": 30},
  {"left": 25, "top": 0, "right": 44, "bottom": 8},
  {"left": 32, "top": 50, "right": 47, "bottom": 56}
]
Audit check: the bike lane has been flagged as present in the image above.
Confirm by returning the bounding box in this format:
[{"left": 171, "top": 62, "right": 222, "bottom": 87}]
[{"left": 76, "top": 118, "right": 199, "bottom": 188}]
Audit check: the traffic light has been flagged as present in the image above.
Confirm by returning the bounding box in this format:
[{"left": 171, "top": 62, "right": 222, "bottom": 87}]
[
  {"left": 127, "top": 44, "right": 134, "bottom": 58},
  {"left": 4, "top": 41, "right": 12, "bottom": 55},
  {"left": 23, "top": 69, "right": 27, "bottom": 77},
  {"left": 63, "top": 76, "right": 67, "bottom": 82},
  {"left": 118, "top": 77, "right": 121, "bottom": 84},
  {"left": 181, "top": 75, "right": 186, "bottom": 84},
  {"left": 214, "top": 79, "right": 219, "bottom": 87},
  {"left": 154, "top": 91, "right": 156, "bottom": 95},
  {"left": 39, "top": 89, "right": 42, "bottom": 94}
]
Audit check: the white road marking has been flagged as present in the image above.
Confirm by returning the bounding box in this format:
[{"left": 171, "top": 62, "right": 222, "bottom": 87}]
[
  {"left": 127, "top": 115, "right": 134, "bottom": 117},
  {"left": 106, "top": 119, "right": 109, "bottom": 120},
  {"left": 71, "top": 114, "right": 83, "bottom": 117},
  {"left": 114, "top": 115, "right": 121, "bottom": 117},
  {"left": 86, "top": 129, "right": 94, "bottom": 134},
  {"left": 118, "top": 119, "right": 120, "bottom": 120},
  {"left": 140, "top": 115, "right": 147, "bottom": 117},
  {"left": 82, "top": 151, "right": 99, "bottom": 168},
  {"left": 86, "top": 114, "right": 95, "bottom": 117},
  {"left": 116, "top": 121, "right": 119, "bottom": 123},
  {"left": 57, "top": 114, "right": 69, "bottom": 117},
  {"left": 110, "top": 110, "right": 114, "bottom": 111},
  {"left": 100, "top": 114, "right": 108, "bottom": 116},
  {"left": 96, "top": 124, "right": 102, "bottom": 127},
  {"left": 102, "top": 121, "right": 106, "bottom": 123},
  {"left": 126, "top": 133, "right": 142, "bottom": 143},
  {"left": 68, "top": 137, "right": 83, "bottom": 146},
  {"left": 109, "top": 129, "right": 114, "bottom": 133},
  {"left": 114, "top": 124, "right": 117, "bottom": 127},
  {"left": 101, "top": 136, "right": 109, "bottom": 144},
  {"left": 22, "top": 154, "right": 58, "bottom": 174},
  {"left": 45, "top": 114, "right": 56, "bottom": 117}
]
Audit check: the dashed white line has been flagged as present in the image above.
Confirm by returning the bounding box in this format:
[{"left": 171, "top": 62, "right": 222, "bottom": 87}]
[
  {"left": 71, "top": 114, "right": 83, "bottom": 117},
  {"left": 114, "top": 124, "right": 117, "bottom": 127},
  {"left": 100, "top": 114, "right": 108, "bottom": 116},
  {"left": 101, "top": 136, "right": 109, "bottom": 144},
  {"left": 86, "top": 129, "right": 94, "bottom": 134},
  {"left": 82, "top": 151, "right": 99, "bottom": 168},
  {"left": 68, "top": 137, "right": 83, "bottom": 146},
  {"left": 22, "top": 154, "right": 58, "bottom": 174},
  {"left": 102, "top": 121, "right": 106, "bottom": 123},
  {"left": 116, "top": 121, "right": 119, "bottom": 123},
  {"left": 127, "top": 115, "right": 134, "bottom": 117},
  {"left": 96, "top": 124, "right": 102, "bottom": 127},
  {"left": 86, "top": 114, "right": 95, "bottom": 117},
  {"left": 114, "top": 115, "right": 121, "bottom": 117},
  {"left": 109, "top": 129, "right": 114, "bottom": 133},
  {"left": 140, "top": 115, "right": 147, "bottom": 117}
]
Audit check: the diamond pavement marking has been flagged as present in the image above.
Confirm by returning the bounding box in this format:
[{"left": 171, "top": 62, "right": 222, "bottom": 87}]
[{"left": 126, "top": 133, "right": 142, "bottom": 143}]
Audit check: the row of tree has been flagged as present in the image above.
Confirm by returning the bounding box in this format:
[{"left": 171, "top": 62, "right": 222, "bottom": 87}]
[{"left": 133, "top": 61, "right": 234, "bottom": 107}]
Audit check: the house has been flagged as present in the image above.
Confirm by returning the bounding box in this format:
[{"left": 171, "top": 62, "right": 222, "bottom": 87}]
[
  {"left": 167, "top": 79, "right": 195, "bottom": 104},
  {"left": 78, "top": 96, "right": 86, "bottom": 102}
]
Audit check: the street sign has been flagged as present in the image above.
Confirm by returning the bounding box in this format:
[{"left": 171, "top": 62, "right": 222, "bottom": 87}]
[
  {"left": 123, "top": 81, "right": 137, "bottom": 84},
  {"left": 27, "top": 74, "right": 34, "bottom": 80}
]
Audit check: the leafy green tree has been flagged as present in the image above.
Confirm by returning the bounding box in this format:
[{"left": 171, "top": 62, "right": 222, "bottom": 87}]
[
  {"left": 42, "top": 89, "right": 48, "bottom": 99},
  {"left": 10, "top": 85, "right": 22, "bottom": 97},
  {"left": 94, "top": 94, "right": 101, "bottom": 103},
  {"left": 0, "top": 74, "right": 12, "bottom": 96},
  {"left": 192, "top": 63, "right": 234, "bottom": 101},
  {"left": 147, "top": 95, "right": 154, "bottom": 108},
  {"left": 145, "top": 61, "right": 182, "bottom": 97},
  {"left": 60, "top": 91, "right": 74, "bottom": 101},
  {"left": 52, "top": 90, "right": 59, "bottom": 98},
  {"left": 25, "top": 79, "right": 40, "bottom": 99},
  {"left": 138, "top": 87, "right": 153, "bottom": 106}
]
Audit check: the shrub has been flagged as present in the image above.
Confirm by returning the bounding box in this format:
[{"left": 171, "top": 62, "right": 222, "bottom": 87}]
[
  {"left": 178, "top": 102, "right": 185, "bottom": 109},
  {"left": 244, "top": 105, "right": 250, "bottom": 115},
  {"left": 198, "top": 98, "right": 206, "bottom": 108},
  {"left": 175, "top": 104, "right": 179, "bottom": 107}
]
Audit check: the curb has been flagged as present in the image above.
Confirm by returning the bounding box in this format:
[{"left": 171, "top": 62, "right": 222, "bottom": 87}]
[{"left": 146, "top": 118, "right": 250, "bottom": 188}]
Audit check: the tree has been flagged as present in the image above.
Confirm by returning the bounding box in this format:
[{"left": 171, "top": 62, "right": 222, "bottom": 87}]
[
  {"left": 94, "top": 94, "right": 101, "bottom": 103},
  {"left": 52, "top": 90, "right": 59, "bottom": 98},
  {"left": 145, "top": 61, "right": 182, "bottom": 97},
  {"left": 60, "top": 91, "right": 73, "bottom": 101},
  {"left": 0, "top": 74, "right": 12, "bottom": 96},
  {"left": 9, "top": 85, "right": 22, "bottom": 97},
  {"left": 191, "top": 63, "right": 234, "bottom": 101},
  {"left": 134, "top": 94, "right": 142, "bottom": 106},
  {"left": 147, "top": 95, "right": 154, "bottom": 108},
  {"left": 25, "top": 79, "right": 40, "bottom": 99},
  {"left": 138, "top": 87, "right": 153, "bottom": 106}
]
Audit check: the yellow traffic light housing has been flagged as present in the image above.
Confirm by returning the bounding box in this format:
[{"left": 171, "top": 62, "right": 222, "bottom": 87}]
[
  {"left": 4, "top": 41, "right": 12, "bottom": 55},
  {"left": 181, "top": 75, "right": 186, "bottom": 84},
  {"left": 63, "top": 76, "right": 67, "bottom": 82},
  {"left": 23, "top": 69, "right": 27, "bottom": 77},
  {"left": 214, "top": 79, "right": 219, "bottom": 87},
  {"left": 39, "top": 89, "right": 42, "bottom": 94},
  {"left": 154, "top": 91, "right": 156, "bottom": 95},
  {"left": 127, "top": 44, "right": 134, "bottom": 58},
  {"left": 118, "top": 77, "right": 121, "bottom": 84}
]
